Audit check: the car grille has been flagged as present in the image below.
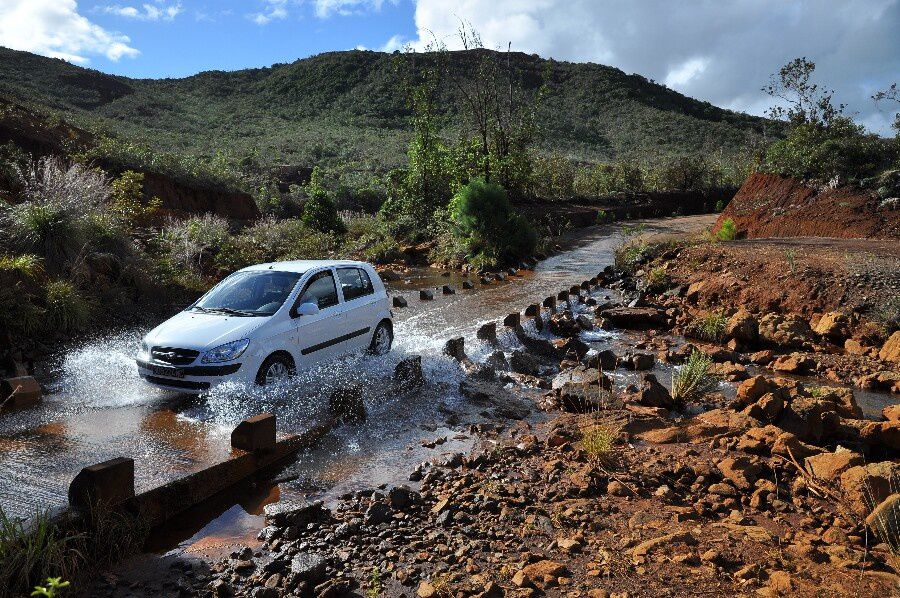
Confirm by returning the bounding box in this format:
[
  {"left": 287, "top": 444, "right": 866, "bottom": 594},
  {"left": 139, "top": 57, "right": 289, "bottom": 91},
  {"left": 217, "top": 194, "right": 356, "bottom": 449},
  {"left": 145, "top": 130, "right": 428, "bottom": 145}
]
[{"left": 150, "top": 347, "right": 200, "bottom": 366}]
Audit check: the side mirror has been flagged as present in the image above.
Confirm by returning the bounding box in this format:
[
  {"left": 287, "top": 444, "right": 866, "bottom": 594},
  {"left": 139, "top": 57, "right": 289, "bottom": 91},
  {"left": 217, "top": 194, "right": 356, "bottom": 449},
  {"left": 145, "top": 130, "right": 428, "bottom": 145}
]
[{"left": 294, "top": 302, "right": 320, "bottom": 317}]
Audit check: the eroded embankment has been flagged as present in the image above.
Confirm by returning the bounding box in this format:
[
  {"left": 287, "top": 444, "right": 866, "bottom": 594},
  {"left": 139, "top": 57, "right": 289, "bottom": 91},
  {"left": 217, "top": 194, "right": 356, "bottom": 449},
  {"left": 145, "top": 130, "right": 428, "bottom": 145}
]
[{"left": 715, "top": 172, "right": 900, "bottom": 239}]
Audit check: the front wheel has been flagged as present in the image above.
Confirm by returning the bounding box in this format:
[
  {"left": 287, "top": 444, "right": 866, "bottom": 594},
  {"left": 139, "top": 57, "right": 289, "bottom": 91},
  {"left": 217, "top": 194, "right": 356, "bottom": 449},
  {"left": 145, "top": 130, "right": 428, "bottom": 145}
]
[
  {"left": 255, "top": 353, "right": 296, "bottom": 385},
  {"left": 369, "top": 321, "right": 393, "bottom": 356}
]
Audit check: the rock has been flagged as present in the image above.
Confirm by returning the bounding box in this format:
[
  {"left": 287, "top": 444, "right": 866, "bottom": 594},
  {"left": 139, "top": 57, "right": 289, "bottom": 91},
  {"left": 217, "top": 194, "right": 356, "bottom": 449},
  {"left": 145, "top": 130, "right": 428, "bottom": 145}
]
[
  {"left": 598, "top": 307, "right": 669, "bottom": 330},
  {"left": 462, "top": 280, "right": 474, "bottom": 289},
  {"left": 364, "top": 501, "right": 393, "bottom": 526},
  {"left": 772, "top": 353, "right": 816, "bottom": 374},
  {"left": 717, "top": 456, "right": 763, "bottom": 490},
  {"left": 734, "top": 375, "right": 776, "bottom": 409},
  {"left": 865, "top": 493, "right": 900, "bottom": 542},
  {"left": 768, "top": 570, "right": 794, "bottom": 593},
  {"left": 631, "top": 532, "right": 695, "bottom": 559},
  {"left": 417, "top": 581, "right": 437, "bottom": 597},
  {"left": 814, "top": 312, "right": 851, "bottom": 341},
  {"left": 576, "top": 314, "right": 594, "bottom": 330},
  {"left": 844, "top": 338, "right": 869, "bottom": 355},
  {"left": 624, "top": 351, "right": 655, "bottom": 371},
  {"left": 511, "top": 560, "right": 566, "bottom": 589},
  {"left": 634, "top": 373, "right": 673, "bottom": 409},
  {"left": 290, "top": 553, "right": 328, "bottom": 583},
  {"left": 840, "top": 462, "right": 900, "bottom": 516},
  {"left": 744, "top": 392, "right": 783, "bottom": 421},
  {"left": 394, "top": 356, "right": 424, "bottom": 392},
  {"left": 387, "top": 485, "right": 419, "bottom": 509},
  {"left": 726, "top": 309, "right": 759, "bottom": 344},
  {"left": 804, "top": 449, "right": 864, "bottom": 483},
  {"left": 548, "top": 313, "right": 579, "bottom": 337},
  {"left": 557, "top": 537, "right": 582, "bottom": 552},
  {"left": 860, "top": 420, "right": 900, "bottom": 451},
  {"left": 329, "top": 383, "right": 366, "bottom": 423},
  {"left": 880, "top": 331, "right": 900, "bottom": 363},
  {"left": 771, "top": 431, "right": 821, "bottom": 460},
  {"left": 777, "top": 396, "right": 827, "bottom": 443},
  {"left": 758, "top": 313, "right": 815, "bottom": 349},
  {"left": 443, "top": 337, "right": 467, "bottom": 361},
  {"left": 818, "top": 386, "right": 862, "bottom": 419},
  {"left": 392, "top": 295, "right": 408, "bottom": 308},
  {"left": 749, "top": 350, "right": 774, "bottom": 365},
  {"left": 263, "top": 500, "right": 328, "bottom": 527},
  {"left": 883, "top": 404, "right": 900, "bottom": 421},
  {"left": 510, "top": 350, "right": 540, "bottom": 376}
]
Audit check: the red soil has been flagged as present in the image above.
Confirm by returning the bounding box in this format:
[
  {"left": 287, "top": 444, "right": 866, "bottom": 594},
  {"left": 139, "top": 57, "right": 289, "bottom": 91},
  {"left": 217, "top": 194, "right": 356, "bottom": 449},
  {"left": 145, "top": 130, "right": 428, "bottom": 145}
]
[{"left": 715, "top": 172, "right": 900, "bottom": 239}]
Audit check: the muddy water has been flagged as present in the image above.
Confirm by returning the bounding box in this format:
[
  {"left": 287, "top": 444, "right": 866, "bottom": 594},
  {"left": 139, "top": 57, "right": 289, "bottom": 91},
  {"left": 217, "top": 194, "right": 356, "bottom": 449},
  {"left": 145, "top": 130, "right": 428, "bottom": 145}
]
[{"left": 1, "top": 214, "right": 895, "bottom": 557}]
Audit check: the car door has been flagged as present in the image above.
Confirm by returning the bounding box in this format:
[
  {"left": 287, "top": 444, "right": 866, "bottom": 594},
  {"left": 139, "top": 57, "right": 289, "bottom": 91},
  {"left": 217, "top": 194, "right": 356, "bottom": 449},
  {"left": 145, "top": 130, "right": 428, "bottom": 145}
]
[
  {"left": 335, "top": 266, "right": 379, "bottom": 352},
  {"left": 291, "top": 268, "right": 350, "bottom": 365}
]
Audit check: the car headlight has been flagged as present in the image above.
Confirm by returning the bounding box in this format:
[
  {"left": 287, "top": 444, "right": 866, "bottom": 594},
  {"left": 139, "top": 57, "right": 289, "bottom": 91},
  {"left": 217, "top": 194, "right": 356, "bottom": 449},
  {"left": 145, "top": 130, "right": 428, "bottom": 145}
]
[
  {"left": 137, "top": 340, "right": 150, "bottom": 360},
  {"left": 202, "top": 339, "right": 250, "bottom": 363}
]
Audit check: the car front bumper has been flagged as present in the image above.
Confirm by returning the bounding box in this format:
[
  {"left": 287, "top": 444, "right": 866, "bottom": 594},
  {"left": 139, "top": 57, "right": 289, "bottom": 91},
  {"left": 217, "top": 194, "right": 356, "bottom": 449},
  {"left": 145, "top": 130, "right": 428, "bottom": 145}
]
[{"left": 135, "top": 358, "right": 249, "bottom": 393}]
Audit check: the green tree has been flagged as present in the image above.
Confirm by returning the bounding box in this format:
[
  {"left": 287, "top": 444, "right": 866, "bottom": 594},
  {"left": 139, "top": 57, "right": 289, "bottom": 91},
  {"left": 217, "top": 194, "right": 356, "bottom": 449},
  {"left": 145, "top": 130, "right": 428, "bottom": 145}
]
[
  {"left": 448, "top": 178, "right": 536, "bottom": 267},
  {"left": 303, "top": 167, "right": 345, "bottom": 234}
]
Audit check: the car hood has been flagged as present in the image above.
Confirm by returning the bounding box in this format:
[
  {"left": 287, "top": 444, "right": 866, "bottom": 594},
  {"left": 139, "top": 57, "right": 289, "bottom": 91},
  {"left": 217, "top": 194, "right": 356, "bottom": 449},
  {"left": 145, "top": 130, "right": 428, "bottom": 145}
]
[{"left": 145, "top": 310, "right": 268, "bottom": 351}]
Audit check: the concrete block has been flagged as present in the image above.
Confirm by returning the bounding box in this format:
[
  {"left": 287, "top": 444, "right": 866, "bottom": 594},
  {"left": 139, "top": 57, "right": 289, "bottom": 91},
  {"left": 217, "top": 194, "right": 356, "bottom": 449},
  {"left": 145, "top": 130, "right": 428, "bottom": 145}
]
[
  {"left": 329, "top": 384, "right": 365, "bottom": 423},
  {"left": 392, "top": 295, "right": 408, "bottom": 308},
  {"left": 503, "top": 312, "right": 521, "bottom": 327},
  {"left": 394, "top": 356, "right": 424, "bottom": 393},
  {"left": 0, "top": 376, "right": 41, "bottom": 410},
  {"left": 557, "top": 290, "right": 568, "bottom": 301},
  {"left": 419, "top": 289, "right": 434, "bottom": 301},
  {"left": 569, "top": 284, "right": 582, "bottom": 295},
  {"left": 581, "top": 280, "right": 591, "bottom": 289},
  {"left": 442, "top": 285, "right": 455, "bottom": 295},
  {"left": 524, "top": 304, "right": 540, "bottom": 317},
  {"left": 476, "top": 322, "right": 497, "bottom": 343},
  {"left": 69, "top": 457, "right": 135, "bottom": 510},
  {"left": 543, "top": 296, "right": 557, "bottom": 309},
  {"left": 443, "top": 337, "right": 466, "bottom": 361},
  {"left": 232, "top": 413, "right": 276, "bottom": 452},
  {"left": 462, "top": 280, "right": 474, "bottom": 289}
]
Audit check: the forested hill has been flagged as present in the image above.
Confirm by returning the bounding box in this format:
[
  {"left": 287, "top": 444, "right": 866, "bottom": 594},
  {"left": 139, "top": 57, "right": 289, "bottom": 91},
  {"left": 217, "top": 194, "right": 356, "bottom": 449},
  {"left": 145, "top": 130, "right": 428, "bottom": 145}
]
[{"left": 0, "top": 46, "right": 774, "bottom": 170}]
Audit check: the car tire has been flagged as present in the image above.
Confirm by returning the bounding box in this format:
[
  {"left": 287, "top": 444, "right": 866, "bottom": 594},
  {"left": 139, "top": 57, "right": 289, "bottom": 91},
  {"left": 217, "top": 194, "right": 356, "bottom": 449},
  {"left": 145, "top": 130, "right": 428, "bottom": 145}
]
[
  {"left": 255, "top": 353, "right": 296, "bottom": 385},
  {"left": 369, "top": 321, "right": 393, "bottom": 356}
]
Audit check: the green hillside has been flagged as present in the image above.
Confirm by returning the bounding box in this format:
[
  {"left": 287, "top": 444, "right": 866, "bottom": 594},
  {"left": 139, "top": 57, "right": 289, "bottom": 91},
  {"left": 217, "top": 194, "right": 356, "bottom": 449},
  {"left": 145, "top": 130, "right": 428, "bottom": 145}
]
[{"left": 0, "top": 46, "right": 774, "bottom": 173}]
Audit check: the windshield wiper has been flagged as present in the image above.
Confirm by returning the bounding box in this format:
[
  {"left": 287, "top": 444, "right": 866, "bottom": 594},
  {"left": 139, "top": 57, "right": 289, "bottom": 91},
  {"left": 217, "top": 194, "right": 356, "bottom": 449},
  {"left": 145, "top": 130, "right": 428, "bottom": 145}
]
[{"left": 206, "top": 307, "right": 257, "bottom": 317}]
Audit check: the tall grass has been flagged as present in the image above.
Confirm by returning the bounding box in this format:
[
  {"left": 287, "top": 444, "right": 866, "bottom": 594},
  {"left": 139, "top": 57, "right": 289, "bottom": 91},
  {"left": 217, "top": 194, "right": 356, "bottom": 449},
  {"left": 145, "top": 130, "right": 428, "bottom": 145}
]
[
  {"left": 695, "top": 310, "right": 727, "bottom": 342},
  {"left": 671, "top": 350, "right": 717, "bottom": 402},
  {"left": 580, "top": 424, "right": 619, "bottom": 468}
]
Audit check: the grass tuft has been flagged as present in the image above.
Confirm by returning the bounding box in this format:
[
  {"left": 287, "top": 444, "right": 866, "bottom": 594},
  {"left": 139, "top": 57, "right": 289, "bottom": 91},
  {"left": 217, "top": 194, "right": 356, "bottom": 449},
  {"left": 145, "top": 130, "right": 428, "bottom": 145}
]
[
  {"left": 580, "top": 424, "right": 618, "bottom": 468},
  {"left": 695, "top": 309, "right": 727, "bottom": 342},
  {"left": 671, "top": 350, "right": 718, "bottom": 402}
]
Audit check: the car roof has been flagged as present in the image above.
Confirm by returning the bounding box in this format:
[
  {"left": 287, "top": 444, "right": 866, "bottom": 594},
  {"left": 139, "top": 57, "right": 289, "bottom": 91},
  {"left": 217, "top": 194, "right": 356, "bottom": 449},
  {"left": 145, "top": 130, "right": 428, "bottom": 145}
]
[{"left": 239, "top": 259, "right": 372, "bottom": 274}]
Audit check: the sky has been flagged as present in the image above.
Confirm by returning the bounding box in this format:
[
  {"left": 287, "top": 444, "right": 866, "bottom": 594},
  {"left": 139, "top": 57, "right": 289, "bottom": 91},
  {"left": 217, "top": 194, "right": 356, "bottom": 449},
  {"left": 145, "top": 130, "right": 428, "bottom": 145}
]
[{"left": 1, "top": 0, "right": 898, "bottom": 134}]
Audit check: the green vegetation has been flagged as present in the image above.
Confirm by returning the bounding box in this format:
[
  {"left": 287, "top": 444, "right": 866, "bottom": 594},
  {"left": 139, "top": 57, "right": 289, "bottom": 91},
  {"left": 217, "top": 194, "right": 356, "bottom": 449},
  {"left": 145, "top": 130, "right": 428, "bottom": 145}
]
[
  {"left": 760, "top": 59, "right": 899, "bottom": 186},
  {"left": 0, "top": 503, "right": 148, "bottom": 598},
  {"left": 580, "top": 424, "right": 618, "bottom": 468},
  {"left": 671, "top": 350, "right": 717, "bottom": 402},
  {"left": 0, "top": 46, "right": 771, "bottom": 181},
  {"left": 694, "top": 310, "right": 728, "bottom": 343},
  {"left": 716, "top": 218, "right": 737, "bottom": 241}
]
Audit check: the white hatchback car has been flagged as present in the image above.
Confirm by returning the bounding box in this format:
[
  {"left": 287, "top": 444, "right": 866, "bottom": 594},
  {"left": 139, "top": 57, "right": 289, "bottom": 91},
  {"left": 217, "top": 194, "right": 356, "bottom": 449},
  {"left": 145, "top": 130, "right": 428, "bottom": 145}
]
[{"left": 136, "top": 260, "right": 393, "bottom": 393}]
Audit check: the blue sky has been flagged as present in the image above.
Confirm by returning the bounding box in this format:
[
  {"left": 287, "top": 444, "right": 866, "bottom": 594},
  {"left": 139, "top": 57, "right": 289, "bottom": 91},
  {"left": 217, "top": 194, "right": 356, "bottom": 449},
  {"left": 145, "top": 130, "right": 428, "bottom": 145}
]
[
  {"left": 1, "top": 1, "right": 898, "bottom": 134},
  {"left": 85, "top": 1, "right": 418, "bottom": 78}
]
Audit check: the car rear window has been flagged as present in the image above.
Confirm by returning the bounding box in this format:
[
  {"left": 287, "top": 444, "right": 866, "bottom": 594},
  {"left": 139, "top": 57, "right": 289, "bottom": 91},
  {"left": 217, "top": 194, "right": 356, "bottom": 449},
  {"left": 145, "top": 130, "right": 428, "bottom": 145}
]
[{"left": 337, "top": 267, "right": 375, "bottom": 301}]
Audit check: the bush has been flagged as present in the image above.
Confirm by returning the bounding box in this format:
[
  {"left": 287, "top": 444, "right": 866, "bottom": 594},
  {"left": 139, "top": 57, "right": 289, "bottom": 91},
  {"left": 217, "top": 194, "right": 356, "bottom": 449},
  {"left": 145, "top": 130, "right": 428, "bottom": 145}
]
[
  {"left": 716, "top": 218, "right": 737, "bottom": 241},
  {"left": 44, "top": 280, "right": 90, "bottom": 333},
  {"left": 575, "top": 160, "right": 644, "bottom": 196},
  {"left": 694, "top": 310, "right": 727, "bottom": 342},
  {"left": 157, "top": 214, "right": 233, "bottom": 277},
  {"left": 302, "top": 168, "right": 346, "bottom": 234},
  {"left": 580, "top": 425, "right": 618, "bottom": 468},
  {"left": 671, "top": 350, "right": 718, "bottom": 402},
  {"left": 448, "top": 179, "right": 537, "bottom": 267},
  {"left": 239, "top": 217, "right": 338, "bottom": 263}
]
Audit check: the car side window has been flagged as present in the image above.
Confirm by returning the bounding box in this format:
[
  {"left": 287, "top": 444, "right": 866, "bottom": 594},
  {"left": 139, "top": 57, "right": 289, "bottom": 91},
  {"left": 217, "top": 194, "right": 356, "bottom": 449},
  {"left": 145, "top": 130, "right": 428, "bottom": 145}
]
[
  {"left": 337, "top": 268, "right": 374, "bottom": 301},
  {"left": 297, "top": 270, "right": 339, "bottom": 310}
]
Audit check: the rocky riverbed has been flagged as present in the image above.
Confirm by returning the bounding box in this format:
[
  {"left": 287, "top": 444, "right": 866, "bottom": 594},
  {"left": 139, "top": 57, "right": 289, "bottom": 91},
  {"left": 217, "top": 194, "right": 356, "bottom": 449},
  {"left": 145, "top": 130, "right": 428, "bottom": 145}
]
[{"left": 91, "top": 233, "right": 900, "bottom": 598}]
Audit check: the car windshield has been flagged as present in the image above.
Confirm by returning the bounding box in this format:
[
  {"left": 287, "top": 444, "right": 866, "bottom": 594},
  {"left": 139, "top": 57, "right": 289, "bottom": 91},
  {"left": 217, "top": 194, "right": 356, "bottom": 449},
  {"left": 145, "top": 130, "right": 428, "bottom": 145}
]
[{"left": 192, "top": 270, "right": 303, "bottom": 316}]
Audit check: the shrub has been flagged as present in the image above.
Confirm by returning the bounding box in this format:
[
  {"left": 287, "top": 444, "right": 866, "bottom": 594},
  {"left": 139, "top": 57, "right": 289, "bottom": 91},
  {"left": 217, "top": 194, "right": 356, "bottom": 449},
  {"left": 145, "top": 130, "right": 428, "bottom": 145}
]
[
  {"left": 157, "top": 214, "right": 233, "bottom": 276},
  {"left": 303, "top": 167, "right": 346, "bottom": 234},
  {"left": 646, "top": 266, "right": 670, "bottom": 291},
  {"left": 695, "top": 309, "right": 727, "bottom": 342},
  {"left": 448, "top": 178, "right": 537, "bottom": 267},
  {"left": 613, "top": 241, "right": 648, "bottom": 274},
  {"left": 714, "top": 200, "right": 725, "bottom": 212},
  {"left": 671, "top": 350, "right": 717, "bottom": 402},
  {"left": 239, "top": 217, "right": 339, "bottom": 263},
  {"left": 109, "top": 170, "right": 160, "bottom": 228},
  {"left": 716, "top": 218, "right": 737, "bottom": 241},
  {"left": 580, "top": 425, "right": 618, "bottom": 468},
  {"left": 0, "top": 254, "right": 42, "bottom": 276},
  {"left": 45, "top": 280, "right": 90, "bottom": 333},
  {"left": 575, "top": 161, "right": 645, "bottom": 196}
]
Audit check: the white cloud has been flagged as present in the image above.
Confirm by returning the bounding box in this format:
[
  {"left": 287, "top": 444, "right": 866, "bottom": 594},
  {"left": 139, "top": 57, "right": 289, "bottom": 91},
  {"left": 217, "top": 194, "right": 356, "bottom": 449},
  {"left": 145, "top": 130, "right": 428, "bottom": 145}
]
[
  {"left": 101, "top": 2, "right": 183, "bottom": 21},
  {"left": 250, "top": 0, "right": 290, "bottom": 25},
  {"left": 0, "top": 0, "right": 139, "bottom": 64},
  {"left": 314, "top": 0, "right": 397, "bottom": 19},
  {"left": 406, "top": 0, "right": 900, "bottom": 135},
  {"left": 380, "top": 34, "right": 407, "bottom": 52}
]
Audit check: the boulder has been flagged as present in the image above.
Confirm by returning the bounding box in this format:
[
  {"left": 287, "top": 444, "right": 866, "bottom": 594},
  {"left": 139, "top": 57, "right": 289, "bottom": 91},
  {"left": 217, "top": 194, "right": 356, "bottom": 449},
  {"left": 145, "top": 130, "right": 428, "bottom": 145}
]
[
  {"left": 777, "top": 396, "right": 827, "bottom": 443},
  {"left": 804, "top": 449, "right": 864, "bottom": 483},
  {"left": 840, "top": 462, "right": 900, "bottom": 516},
  {"left": 623, "top": 351, "right": 655, "bottom": 371},
  {"left": 771, "top": 431, "right": 821, "bottom": 460},
  {"left": 883, "top": 404, "right": 900, "bottom": 422},
  {"left": 548, "top": 313, "right": 579, "bottom": 337},
  {"left": 419, "top": 289, "right": 434, "bottom": 301},
  {"left": 511, "top": 560, "right": 567, "bottom": 589},
  {"left": 758, "top": 313, "right": 815, "bottom": 349},
  {"left": 726, "top": 309, "right": 759, "bottom": 344},
  {"left": 634, "top": 373, "right": 673, "bottom": 409},
  {"left": 880, "top": 331, "right": 900, "bottom": 363},
  {"left": 509, "top": 350, "right": 540, "bottom": 376},
  {"left": 772, "top": 353, "right": 816, "bottom": 374},
  {"left": 717, "top": 456, "right": 764, "bottom": 490},
  {"left": 860, "top": 420, "right": 900, "bottom": 451},
  {"left": 290, "top": 552, "right": 328, "bottom": 583},
  {"left": 816, "top": 386, "right": 862, "bottom": 419},
  {"left": 734, "top": 376, "right": 778, "bottom": 409},
  {"left": 598, "top": 307, "right": 669, "bottom": 330},
  {"left": 814, "top": 312, "right": 851, "bottom": 342},
  {"left": 844, "top": 339, "right": 869, "bottom": 356},
  {"left": 264, "top": 500, "right": 329, "bottom": 527},
  {"left": 743, "top": 392, "right": 783, "bottom": 421}
]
